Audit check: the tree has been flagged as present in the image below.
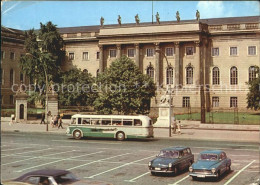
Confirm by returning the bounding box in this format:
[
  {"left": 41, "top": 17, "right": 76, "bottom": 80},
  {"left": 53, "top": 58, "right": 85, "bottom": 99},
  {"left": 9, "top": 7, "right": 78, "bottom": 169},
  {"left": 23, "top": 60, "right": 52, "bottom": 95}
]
[
  {"left": 58, "top": 68, "right": 97, "bottom": 107},
  {"left": 247, "top": 69, "right": 260, "bottom": 110},
  {"left": 94, "top": 56, "right": 156, "bottom": 115}
]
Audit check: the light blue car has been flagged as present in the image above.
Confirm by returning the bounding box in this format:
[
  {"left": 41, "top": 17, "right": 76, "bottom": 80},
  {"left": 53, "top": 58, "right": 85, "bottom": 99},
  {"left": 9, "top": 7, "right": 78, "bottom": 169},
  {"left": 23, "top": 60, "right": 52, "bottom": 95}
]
[{"left": 189, "top": 150, "right": 231, "bottom": 180}]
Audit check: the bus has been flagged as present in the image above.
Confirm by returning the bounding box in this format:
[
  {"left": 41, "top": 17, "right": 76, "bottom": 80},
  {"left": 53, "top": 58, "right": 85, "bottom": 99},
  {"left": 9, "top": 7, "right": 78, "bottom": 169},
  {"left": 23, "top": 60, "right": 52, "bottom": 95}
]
[{"left": 66, "top": 114, "right": 154, "bottom": 141}]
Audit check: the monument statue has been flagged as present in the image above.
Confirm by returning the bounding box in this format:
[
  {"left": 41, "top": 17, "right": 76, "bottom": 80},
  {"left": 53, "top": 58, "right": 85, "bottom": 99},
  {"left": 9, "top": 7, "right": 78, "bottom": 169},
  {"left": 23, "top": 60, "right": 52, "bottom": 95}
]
[
  {"left": 176, "top": 11, "right": 180, "bottom": 22},
  {"left": 117, "top": 15, "right": 121, "bottom": 26},
  {"left": 156, "top": 12, "right": 160, "bottom": 24},
  {"left": 100, "top": 16, "right": 104, "bottom": 27},
  {"left": 196, "top": 10, "right": 200, "bottom": 21},
  {"left": 135, "top": 14, "right": 140, "bottom": 24}
]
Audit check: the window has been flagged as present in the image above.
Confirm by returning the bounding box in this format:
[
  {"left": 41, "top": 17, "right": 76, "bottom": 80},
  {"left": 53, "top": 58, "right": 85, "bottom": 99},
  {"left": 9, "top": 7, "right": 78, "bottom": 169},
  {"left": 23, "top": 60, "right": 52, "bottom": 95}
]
[
  {"left": 69, "top": 52, "right": 74, "bottom": 60},
  {"left": 10, "top": 52, "right": 15, "bottom": 60},
  {"left": 166, "top": 67, "right": 174, "bottom": 85},
  {"left": 186, "top": 47, "right": 194, "bottom": 55},
  {"left": 10, "top": 69, "right": 14, "bottom": 86},
  {"left": 212, "top": 97, "right": 219, "bottom": 107},
  {"left": 147, "top": 66, "right": 154, "bottom": 79},
  {"left": 123, "top": 119, "right": 133, "bottom": 126},
  {"left": 82, "top": 118, "right": 90, "bottom": 125},
  {"left": 25, "top": 176, "right": 41, "bottom": 184},
  {"left": 212, "top": 48, "right": 219, "bottom": 56},
  {"left": 10, "top": 95, "right": 13, "bottom": 104},
  {"left": 146, "top": 48, "right": 154, "bottom": 57},
  {"left": 249, "top": 66, "right": 257, "bottom": 82},
  {"left": 82, "top": 52, "right": 89, "bottom": 60},
  {"left": 20, "top": 73, "right": 24, "bottom": 82},
  {"left": 230, "top": 67, "right": 238, "bottom": 85},
  {"left": 128, "top": 49, "right": 135, "bottom": 57},
  {"left": 230, "top": 97, "right": 237, "bottom": 108},
  {"left": 212, "top": 67, "right": 220, "bottom": 85},
  {"left": 134, "top": 119, "right": 142, "bottom": 126},
  {"left": 230, "top": 47, "right": 237, "bottom": 56},
  {"left": 96, "top": 52, "right": 100, "bottom": 60},
  {"left": 165, "top": 48, "right": 174, "bottom": 56},
  {"left": 248, "top": 46, "right": 256, "bottom": 56},
  {"left": 186, "top": 67, "right": 193, "bottom": 84},
  {"left": 109, "top": 49, "right": 116, "bottom": 58},
  {"left": 183, "top": 97, "right": 190, "bottom": 107},
  {"left": 83, "top": 69, "right": 88, "bottom": 73},
  {"left": 1, "top": 51, "right": 5, "bottom": 60}
]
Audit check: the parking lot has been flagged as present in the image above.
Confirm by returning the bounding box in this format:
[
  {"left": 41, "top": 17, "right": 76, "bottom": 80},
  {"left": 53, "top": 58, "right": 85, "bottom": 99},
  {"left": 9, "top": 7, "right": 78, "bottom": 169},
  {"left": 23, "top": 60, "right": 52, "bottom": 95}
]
[{"left": 1, "top": 132, "right": 259, "bottom": 185}]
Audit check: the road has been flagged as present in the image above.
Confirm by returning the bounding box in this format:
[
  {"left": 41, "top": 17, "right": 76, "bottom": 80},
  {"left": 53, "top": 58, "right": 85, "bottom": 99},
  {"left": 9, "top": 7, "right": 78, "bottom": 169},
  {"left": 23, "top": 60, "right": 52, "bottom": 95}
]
[{"left": 1, "top": 132, "right": 259, "bottom": 185}]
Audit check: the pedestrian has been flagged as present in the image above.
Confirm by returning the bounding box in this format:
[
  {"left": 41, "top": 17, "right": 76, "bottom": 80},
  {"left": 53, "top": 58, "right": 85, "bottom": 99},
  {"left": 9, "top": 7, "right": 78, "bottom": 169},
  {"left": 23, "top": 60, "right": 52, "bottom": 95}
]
[
  {"left": 53, "top": 115, "right": 58, "bottom": 127},
  {"left": 177, "top": 121, "right": 181, "bottom": 134},
  {"left": 9, "top": 114, "right": 15, "bottom": 125},
  {"left": 51, "top": 116, "right": 54, "bottom": 128},
  {"left": 58, "top": 115, "right": 63, "bottom": 129},
  {"left": 40, "top": 112, "right": 45, "bottom": 124},
  {"left": 171, "top": 117, "right": 177, "bottom": 134}
]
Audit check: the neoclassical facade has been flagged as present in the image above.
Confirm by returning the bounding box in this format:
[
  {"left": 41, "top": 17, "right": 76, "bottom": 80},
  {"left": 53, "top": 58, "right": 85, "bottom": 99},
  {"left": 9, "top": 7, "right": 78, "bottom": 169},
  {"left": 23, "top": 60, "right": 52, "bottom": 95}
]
[{"left": 1, "top": 16, "right": 260, "bottom": 112}]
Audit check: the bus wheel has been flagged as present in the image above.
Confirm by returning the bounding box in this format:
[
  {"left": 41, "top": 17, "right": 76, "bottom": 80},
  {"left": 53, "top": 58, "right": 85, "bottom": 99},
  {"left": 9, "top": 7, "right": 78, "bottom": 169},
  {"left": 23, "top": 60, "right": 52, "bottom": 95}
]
[
  {"left": 73, "top": 130, "right": 82, "bottom": 140},
  {"left": 116, "top": 132, "right": 125, "bottom": 141}
]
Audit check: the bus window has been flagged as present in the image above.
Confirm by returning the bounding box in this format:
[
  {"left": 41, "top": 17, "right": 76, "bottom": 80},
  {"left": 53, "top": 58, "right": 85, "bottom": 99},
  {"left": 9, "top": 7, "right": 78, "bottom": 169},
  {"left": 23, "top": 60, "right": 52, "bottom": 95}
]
[
  {"left": 82, "top": 118, "right": 90, "bottom": 125},
  {"left": 71, "top": 118, "right": 76, "bottom": 124},
  {"left": 91, "top": 119, "right": 101, "bottom": 125},
  {"left": 134, "top": 119, "right": 142, "bottom": 126},
  {"left": 123, "top": 119, "right": 133, "bottom": 126},
  {"left": 101, "top": 119, "right": 111, "bottom": 125},
  {"left": 112, "top": 119, "right": 122, "bottom": 125},
  {"left": 78, "top": 118, "right": 82, "bottom": 124}
]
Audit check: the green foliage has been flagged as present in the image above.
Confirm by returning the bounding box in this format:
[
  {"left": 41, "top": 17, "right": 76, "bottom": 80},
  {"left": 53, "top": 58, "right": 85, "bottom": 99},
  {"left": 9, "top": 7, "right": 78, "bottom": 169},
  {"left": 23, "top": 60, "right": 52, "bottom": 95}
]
[
  {"left": 94, "top": 56, "right": 156, "bottom": 115},
  {"left": 58, "top": 68, "right": 97, "bottom": 106},
  {"left": 247, "top": 70, "right": 260, "bottom": 110}
]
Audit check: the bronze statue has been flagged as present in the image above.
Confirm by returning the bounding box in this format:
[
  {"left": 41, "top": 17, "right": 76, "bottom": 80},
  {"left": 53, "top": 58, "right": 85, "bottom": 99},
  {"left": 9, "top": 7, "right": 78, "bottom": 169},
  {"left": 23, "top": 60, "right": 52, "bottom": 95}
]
[
  {"left": 135, "top": 14, "right": 140, "bottom": 24},
  {"left": 156, "top": 12, "right": 160, "bottom": 24},
  {"left": 117, "top": 15, "right": 121, "bottom": 26},
  {"left": 100, "top": 16, "right": 104, "bottom": 27},
  {"left": 176, "top": 11, "right": 180, "bottom": 22},
  {"left": 196, "top": 10, "right": 200, "bottom": 21}
]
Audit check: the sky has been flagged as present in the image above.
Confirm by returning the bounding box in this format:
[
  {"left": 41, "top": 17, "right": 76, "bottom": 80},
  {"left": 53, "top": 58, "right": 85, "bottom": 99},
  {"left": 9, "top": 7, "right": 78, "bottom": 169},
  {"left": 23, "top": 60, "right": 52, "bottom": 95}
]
[{"left": 1, "top": 1, "right": 260, "bottom": 30}]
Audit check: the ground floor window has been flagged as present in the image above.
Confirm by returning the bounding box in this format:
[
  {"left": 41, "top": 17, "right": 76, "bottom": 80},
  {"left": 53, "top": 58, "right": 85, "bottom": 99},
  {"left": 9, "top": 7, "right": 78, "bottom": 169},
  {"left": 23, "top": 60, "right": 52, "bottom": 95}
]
[
  {"left": 230, "top": 97, "right": 237, "bottom": 108},
  {"left": 182, "top": 97, "right": 190, "bottom": 107},
  {"left": 212, "top": 97, "right": 219, "bottom": 107}
]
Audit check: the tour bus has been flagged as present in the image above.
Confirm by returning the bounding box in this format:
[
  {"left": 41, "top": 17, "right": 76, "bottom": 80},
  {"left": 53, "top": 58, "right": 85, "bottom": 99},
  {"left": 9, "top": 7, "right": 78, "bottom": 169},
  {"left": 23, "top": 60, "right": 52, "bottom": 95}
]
[{"left": 66, "top": 114, "right": 154, "bottom": 141}]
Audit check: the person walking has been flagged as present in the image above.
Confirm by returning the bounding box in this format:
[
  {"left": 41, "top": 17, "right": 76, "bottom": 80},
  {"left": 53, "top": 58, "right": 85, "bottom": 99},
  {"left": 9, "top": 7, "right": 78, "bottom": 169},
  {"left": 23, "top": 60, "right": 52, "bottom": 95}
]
[
  {"left": 58, "top": 115, "right": 63, "bottom": 129},
  {"left": 177, "top": 121, "right": 181, "bottom": 134},
  {"left": 40, "top": 112, "right": 45, "bottom": 124},
  {"left": 171, "top": 117, "right": 177, "bottom": 134}
]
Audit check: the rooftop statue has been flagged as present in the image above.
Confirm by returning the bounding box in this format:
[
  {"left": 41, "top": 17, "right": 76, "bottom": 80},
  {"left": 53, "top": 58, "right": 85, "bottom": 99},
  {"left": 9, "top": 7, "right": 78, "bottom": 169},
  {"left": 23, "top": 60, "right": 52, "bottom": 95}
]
[
  {"left": 135, "top": 14, "right": 140, "bottom": 24},
  {"left": 100, "top": 16, "right": 104, "bottom": 27},
  {"left": 196, "top": 10, "right": 200, "bottom": 21},
  {"left": 118, "top": 15, "right": 121, "bottom": 26},
  {"left": 176, "top": 11, "right": 180, "bottom": 22},
  {"left": 156, "top": 12, "right": 160, "bottom": 24}
]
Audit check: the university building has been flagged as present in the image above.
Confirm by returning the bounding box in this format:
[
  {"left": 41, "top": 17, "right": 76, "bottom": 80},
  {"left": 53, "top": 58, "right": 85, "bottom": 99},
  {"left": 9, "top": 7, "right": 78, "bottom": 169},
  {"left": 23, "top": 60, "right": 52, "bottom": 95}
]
[{"left": 1, "top": 16, "right": 260, "bottom": 114}]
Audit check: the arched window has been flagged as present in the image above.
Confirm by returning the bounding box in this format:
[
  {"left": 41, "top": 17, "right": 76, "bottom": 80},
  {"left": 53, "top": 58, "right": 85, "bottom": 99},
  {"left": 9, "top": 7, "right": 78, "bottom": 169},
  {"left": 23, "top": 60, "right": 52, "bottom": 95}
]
[
  {"left": 230, "top": 67, "right": 238, "bottom": 85},
  {"left": 249, "top": 66, "right": 257, "bottom": 82},
  {"left": 186, "top": 67, "right": 193, "bottom": 84},
  {"left": 212, "top": 67, "right": 220, "bottom": 85},
  {"left": 10, "top": 69, "right": 14, "bottom": 86},
  {"left": 147, "top": 65, "right": 154, "bottom": 79},
  {"left": 83, "top": 69, "right": 88, "bottom": 73},
  {"left": 166, "top": 67, "right": 174, "bottom": 85}
]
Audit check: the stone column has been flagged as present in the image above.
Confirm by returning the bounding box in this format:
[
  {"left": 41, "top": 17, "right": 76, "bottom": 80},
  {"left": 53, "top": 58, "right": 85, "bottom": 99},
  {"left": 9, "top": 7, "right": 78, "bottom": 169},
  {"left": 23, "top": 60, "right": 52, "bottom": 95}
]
[
  {"left": 174, "top": 42, "right": 180, "bottom": 87},
  {"left": 116, "top": 44, "right": 121, "bottom": 59},
  {"left": 134, "top": 43, "right": 140, "bottom": 68},
  {"left": 195, "top": 41, "right": 201, "bottom": 86},
  {"left": 98, "top": 45, "right": 104, "bottom": 72},
  {"left": 155, "top": 42, "right": 160, "bottom": 86}
]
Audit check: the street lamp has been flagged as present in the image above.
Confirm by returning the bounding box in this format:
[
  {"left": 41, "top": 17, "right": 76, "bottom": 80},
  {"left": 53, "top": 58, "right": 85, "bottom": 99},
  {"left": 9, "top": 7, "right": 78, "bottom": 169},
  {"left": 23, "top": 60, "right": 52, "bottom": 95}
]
[
  {"left": 155, "top": 48, "right": 173, "bottom": 137},
  {"left": 26, "top": 53, "right": 49, "bottom": 131}
]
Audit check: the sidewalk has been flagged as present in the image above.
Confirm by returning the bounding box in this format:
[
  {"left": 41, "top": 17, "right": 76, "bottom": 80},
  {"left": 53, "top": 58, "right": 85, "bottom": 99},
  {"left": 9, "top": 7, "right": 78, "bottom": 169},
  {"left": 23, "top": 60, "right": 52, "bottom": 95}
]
[{"left": 1, "top": 118, "right": 259, "bottom": 143}]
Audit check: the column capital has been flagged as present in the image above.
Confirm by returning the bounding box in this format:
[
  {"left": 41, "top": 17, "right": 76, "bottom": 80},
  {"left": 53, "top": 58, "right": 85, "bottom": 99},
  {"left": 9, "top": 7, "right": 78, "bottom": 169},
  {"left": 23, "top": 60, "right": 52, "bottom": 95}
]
[
  {"left": 116, "top": 44, "right": 121, "bottom": 50},
  {"left": 134, "top": 43, "right": 139, "bottom": 48},
  {"left": 194, "top": 41, "right": 201, "bottom": 47},
  {"left": 154, "top": 42, "right": 160, "bottom": 50},
  {"left": 174, "top": 42, "right": 180, "bottom": 47},
  {"left": 98, "top": 45, "right": 103, "bottom": 50}
]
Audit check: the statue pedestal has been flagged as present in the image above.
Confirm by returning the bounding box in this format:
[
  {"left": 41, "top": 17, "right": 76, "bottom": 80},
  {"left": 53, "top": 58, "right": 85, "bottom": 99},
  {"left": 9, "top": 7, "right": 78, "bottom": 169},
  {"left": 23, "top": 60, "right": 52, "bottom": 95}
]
[
  {"left": 154, "top": 106, "right": 173, "bottom": 127},
  {"left": 15, "top": 91, "right": 28, "bottom": 122},
  {"left": 46, "top": 92, "right": 58, "bottom": 117}
]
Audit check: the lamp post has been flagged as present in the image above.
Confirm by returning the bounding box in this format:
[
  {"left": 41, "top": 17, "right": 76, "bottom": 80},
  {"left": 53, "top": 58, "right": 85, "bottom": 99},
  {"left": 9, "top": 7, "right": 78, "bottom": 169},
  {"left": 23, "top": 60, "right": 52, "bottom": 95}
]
[
  {"left": 155, "top": 48, "right": 173, "bottom": 137},
  {"left": 26, "top": 53, "right": 49, "bottom": 131}
]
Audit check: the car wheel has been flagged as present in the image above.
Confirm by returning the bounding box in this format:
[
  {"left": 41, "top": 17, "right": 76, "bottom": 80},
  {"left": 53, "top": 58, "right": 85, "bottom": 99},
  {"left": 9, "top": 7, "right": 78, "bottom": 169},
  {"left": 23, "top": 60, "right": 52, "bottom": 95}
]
[
  {"left": 73, "top": 130, "right": 82, "bottom": 140},
  {"left": 116, "top": 132, "right": 125, "bottom": 141},
  {"left": 192, "top": 176, "right": 197, "bottom": 181},
  {"left": 227, "top": 165, "right": 231, "bottom": 172},
  {"left": 151, "top": 171, "right": 156, "bottom": 176}
]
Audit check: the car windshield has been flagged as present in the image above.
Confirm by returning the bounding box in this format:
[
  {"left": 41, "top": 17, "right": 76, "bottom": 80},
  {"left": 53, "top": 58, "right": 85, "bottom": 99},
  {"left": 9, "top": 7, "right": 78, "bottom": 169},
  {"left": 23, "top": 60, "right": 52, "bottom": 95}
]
[
  {"left": 54, "top": 172, "right": 79, "bottom": 184},
  {"left": 199, "top": 153, "right": 218, "bottom": 161},
  {"left": 158, "top": 150, "right": 179, "bottom": 158}
]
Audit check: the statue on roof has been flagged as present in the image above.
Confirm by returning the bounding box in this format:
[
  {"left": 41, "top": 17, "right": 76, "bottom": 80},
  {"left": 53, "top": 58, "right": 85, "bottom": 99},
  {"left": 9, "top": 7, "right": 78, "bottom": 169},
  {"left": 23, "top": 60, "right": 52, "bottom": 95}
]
[
  {"left": 176, "top": 11, "right": 180, "bottom": 22},
  {"left": 156, "top": 12, "right": 160, "bottom": 24},
  {"left": 135, "top": 14, "right": 140, "bottom": 25},
  {"left": 100, "top": 16, "right": 104, "bottom": 27},
  {"left": 117, "top": 15, "right": 121, "bottom": 26},
  {"left": 196, "top": 10, "right": 200, "bottom": 21}
]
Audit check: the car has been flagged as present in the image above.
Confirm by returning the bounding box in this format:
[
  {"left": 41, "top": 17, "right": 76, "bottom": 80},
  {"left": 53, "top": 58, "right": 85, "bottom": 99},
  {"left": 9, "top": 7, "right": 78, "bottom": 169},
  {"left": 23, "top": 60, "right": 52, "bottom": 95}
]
[
  {"left": 148, "top": 146, "right": 194, "bottom": 175},
  {"left": 3, "top": 169, "right": 113, "bottom": 185},
  {"left": 189, "top": 150, "right": 231, "bottom": 180}
]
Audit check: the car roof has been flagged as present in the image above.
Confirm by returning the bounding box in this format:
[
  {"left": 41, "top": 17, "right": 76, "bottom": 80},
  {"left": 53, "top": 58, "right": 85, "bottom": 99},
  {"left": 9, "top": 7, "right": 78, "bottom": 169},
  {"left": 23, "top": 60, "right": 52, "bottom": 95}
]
[
  {"left": 161, "top": 146, "right": 190, "bottom": 151},
  {"left": 200, "top": 150, "right": 224, "bottom": 155},
  {"left": 15, "top": 169, "right": 70, "bottom": 181}
]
